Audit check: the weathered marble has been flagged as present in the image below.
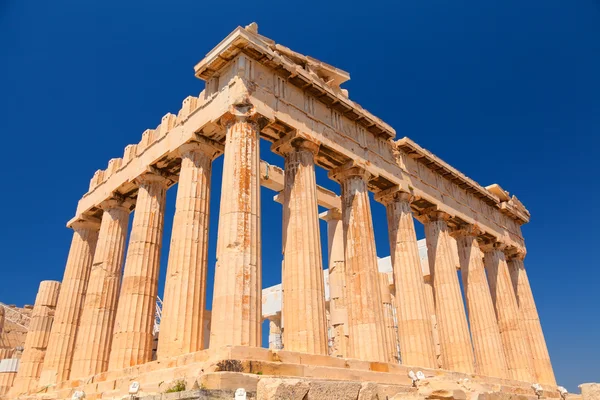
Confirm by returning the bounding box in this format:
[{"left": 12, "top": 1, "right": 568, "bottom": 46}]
[
  {"left": 453, "top": 226, "right": 509, "bottom": 379},
  {"left": 484, "top": 245, "right": 534, "bottom": 382},
  {"left": 321, "top": 209, "right": 349, "bottom": 358},
  {"left": 9, "top": 281, "right": 60, "bottom": 395},
  {"left": 109, "top": 173, "right": 168, "bottom": 370},
  {"left": 377, "top": 190, "right": 437, "bottom": 368},
  {"left": 39, "top": 220, "right": 99, "bottom": 386},
  {"left": 423, "top": 211, "right": 474, "bottom": 373},
  {"left": 330, "top": 164, "right": 387, "bottom": 362},
  {"left": 210, "top": 111, "right": 262, "bottom": 348},
  {"left": 507, "top": 253, "right": 556, "bottom": 385},
  {"left": 274, "top": 136, "right": 328, "bottom": 355},
  {"left": 157, "top": 141, "right": 221, "bottom": 359},
  {"left": 70, "top": 200, "right": 130, "bottom": 379}
]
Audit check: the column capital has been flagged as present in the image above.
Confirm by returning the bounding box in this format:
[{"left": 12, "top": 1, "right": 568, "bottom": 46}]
[
  {"left": 449, "top": 224, "right": 482, "bottom": 239},
  {"left": 480, "top": 241, "right": 508, "bottom": 253},
  {"left": 99, "top": 197, "right": 134, "bottom": 212},
  {"left": 134, "top": 169, "right": 170, "bottom": 187},
  {"left": 69, "top": 216, "right": 101, "bottom": 231},
  {"left": 271, "top": 132, "right": 321, "bottom": 157},
  {"left": 505, "top": 247, "right": 527, "bottom": 262},
  {"left": 328, "top": 161, "right": 373, "bottom": 184},
  {"left": 220, "top": 103, "right": 261, "bottom": 129},
  {"left": 179, "top": 136, "right": 224, "bottom": 160},
  {"left": 420, "top": 208, "right": 452, "bottom": 223},
  {"left": 374, "top": 185, "right": 414, "bottom": 206},
  {"left": 319, "top": 208, "right": 342, "bottom": 221}
]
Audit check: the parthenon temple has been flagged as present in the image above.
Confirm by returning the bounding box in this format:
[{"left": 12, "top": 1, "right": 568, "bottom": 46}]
[{"left": 1, "top": 23, "right": 583, "bottom": 400}]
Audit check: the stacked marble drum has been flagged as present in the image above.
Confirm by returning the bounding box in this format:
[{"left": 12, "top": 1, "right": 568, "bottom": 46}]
[{"left": 1, "top": 24, "right": 557, "bottom": 398}]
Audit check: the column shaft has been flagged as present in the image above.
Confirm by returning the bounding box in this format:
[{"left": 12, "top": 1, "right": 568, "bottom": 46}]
[
  {"left": 423, "top": 275, "right": 442, "bottom": 368},
  {"left": 323, "top": 209, "right": 350, "bottom": 358},
  {"left": 157, "top": 143, "right": 219, "bottom": 359},
  {"left": 210, "top": 116, "right": 262, "bottom": 348},
  {"left": 70, "top": 203, "right": 130, "bottom": 378},
  {"left": 508, "top": 256, "right": 556, "bottom": 385},
  {"left": 268, "top": 316, "right": 283, "bottom": 350},
  {"left": 424, "top": 213, "right": 474, "bottom": 373},
  {"left": 379, "top": 273, "right": 399, "bottom": 363},
  {"left": 454, "top": 230, "right": 509, "bottom": 378},
  {"left": 279, "top": 142, "right": 328, "bottom": 355},
  {"left": 10, "top": 281, "right": 60, "bottom": 394},
  {"left": 484, "top": 248, "right": 533, "bottom": 382},
  {"left": 380, "top": 193, "right": 437, "bottom": 368},
  {"left": 40, "top": 222, "right": 99, "bottom": 386},
  {"left": 331, "top": 166, "right": 387, "bottom": 362},
  {"left": 109, "top": 175, "right": 167, "bottom": 370}
]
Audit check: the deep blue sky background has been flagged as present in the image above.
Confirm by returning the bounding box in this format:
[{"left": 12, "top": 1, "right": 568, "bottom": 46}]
[{"left": 1, "top": 0, "right": 598, "bottom": 391}]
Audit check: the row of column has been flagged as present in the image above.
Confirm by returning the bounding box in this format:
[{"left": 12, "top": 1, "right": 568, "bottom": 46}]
[{"left": 27, "top": 113, "right": 554, "bottom": 394}]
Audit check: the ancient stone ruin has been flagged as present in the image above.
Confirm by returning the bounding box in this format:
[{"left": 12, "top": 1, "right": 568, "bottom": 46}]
[{"left": 1, "top": 23, "right": 593, "bottom": 400}]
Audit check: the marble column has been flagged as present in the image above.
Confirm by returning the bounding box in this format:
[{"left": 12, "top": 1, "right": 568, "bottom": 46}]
[
  {"left": 273, "top": 136, "right": 328, "bottom": 355},
  {"left": 507, "top": 252, "right": 556, "bottom": 385},
  {"left": 379, "top": 273, "right": 399, "bottom": 363},
  {"left": 423, "top": 211, "right": 474, "bottom": 373},
  {"left": 321, "top": 209, "right": 349, "bottom": 358},
  {"left": 210, "top": 112, "right": 262, "bottom": 348},
  {"left": 109, "top": 173, "right": 168, "bottom": 370},
  {"left": 484, "top": 245, "right": 533, "bottom": 382},
  {"left": 157, "top": 141, "right": 221, "bottom": 359},
  {"left": 423, "top": 275, "right": 442, "bottom": 368},
  {"left": 10, "top": 281, "right": 60, "bottom": 395},
  {"left": 329, "top": 164, "right": 387, "bottom": 362},
  {"left": 452, "top": 226, "right": 509, "bottom": 379},
  {"left": 376, "top": 190, "right": 437, "bottom": 368},
  {"left": 267, "top": 315, "right": 283, "bottom": 350},
  {"left": 70, "top": 200, "right": 130, "bottom": 379},
  {"left": 39, "top": 219, "right": 99, "bottom": 386}
]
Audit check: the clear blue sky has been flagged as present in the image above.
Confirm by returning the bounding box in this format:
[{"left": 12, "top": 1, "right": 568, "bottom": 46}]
[{"left": 1, "top": 0, "right": 598, "bottom": 392}]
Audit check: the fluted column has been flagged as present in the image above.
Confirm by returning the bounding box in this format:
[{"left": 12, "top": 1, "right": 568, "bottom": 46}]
[
  {"left": 452, "top": 226, "right": 509, "bottom": 379},
  {"left": 10, "top": 281, "right": 60, "bottom": 394},
  {"left": 507, "top": 252, "right": 556, "bottom": 385},
  {"left": 273, "top": 135, "right": 328, "bottom": 355},
  {"left": 70, "top": 201, "right": 130, "bottom": 379},
  {"left": 423, "top": 211, "right": 474, "bottom": 373},
  {"left": 39, "top": 219, "right": 99, "bottom": 386},
  {"left": 157, "top": 141, "right": 221, "bottom": 359},
  {"left": 379, "top": 273, "right": 399, "bottom": 363},
  {"left": 210, "top": 111, "right": 262, "bottom": 348},
  {"left": 329, "top": 164, "right": 387, "bottom": 362},
  {"left": 376, "top": 190, "right": 437, "bottom": 368},
  {"left": 109, "top": 173, "right": 168, "bottom": 370},
  {"left": 321, "top": 209, "right": 349, "bottom": 358},
  {"left": 423, "top": 275, "right": 442, "bottom": 368},
  {"left": 484, "top": 245, "right": 533, "bottom": 382}
]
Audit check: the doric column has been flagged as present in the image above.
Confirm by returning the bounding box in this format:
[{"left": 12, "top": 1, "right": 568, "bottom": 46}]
[
  {"left": 452, "top": 226, "right": 509, "bottom": 379},
  {"left": 329, "top": 163, "right": 387, "bottom": 362},
  {"left": 157, "top": 140, "right": 222, "bottom": 359},
  {"left": 267, "top": 314, "right": 283, "bottom": 350},
  {"left": 109, "top": 173, "right": 168, "bottom": 370},
  {"left": 321, "top": 209, "right": 349, "bottom": 358},
  {"left": 379, "top": 273, "right": 399, "bottom": 363},
  {"left": 210, "top": 110, "right": 262, "bottom": 348},
  {"left": 423, "top": 211, "right": 474, "bottom": 373},
  {"left": 422, "top": 274, "right": 442, "bottom": 368},
  {"left": 70, "top": 200, "right": 130, "bottom": 379},
  {"left": 507, "top": 252, "right": 556, "bottom": 385},
  {"left": 39, "top": 219, "right": 99, "bottom": 386},
  {"left": 273, "top": 134, "right": 328, "bottom": 355},
  {"left": 483, "top": 244, "right": 534, "bottom": 382},
  {"left": 376, "top": 190, "right": 437, "bottom": 368},
  {"left": 10, "top": 281, "right": 60, "bottom": 394}
]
